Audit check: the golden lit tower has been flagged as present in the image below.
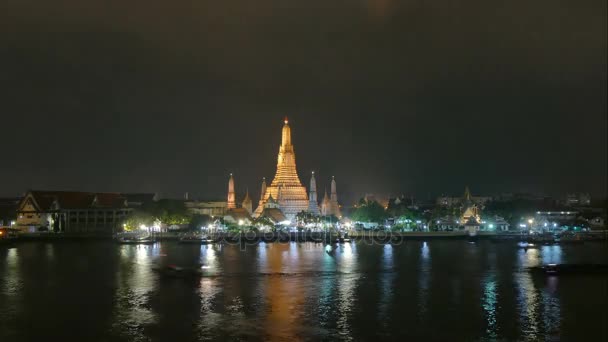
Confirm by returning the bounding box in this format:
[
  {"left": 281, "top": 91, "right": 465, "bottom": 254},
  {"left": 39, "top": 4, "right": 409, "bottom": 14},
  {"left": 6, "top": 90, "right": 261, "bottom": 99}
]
[
  {"left": 253, "top": 118, "right": 309, "bottom": 219},
  {"left": 227, "top": 173, "right": 236, "bottom": 209}
]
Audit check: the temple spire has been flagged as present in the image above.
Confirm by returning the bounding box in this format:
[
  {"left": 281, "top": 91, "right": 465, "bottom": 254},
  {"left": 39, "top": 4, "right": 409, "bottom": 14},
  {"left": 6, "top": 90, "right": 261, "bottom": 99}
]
[
  {"left": 242, "top": 187, "right": 252, "bottom": 214},
  {"left": 227, "top": 173, "right": 236, "bottom": 209},
  {"left": 308, "top": 171, "right": 320, "bottom": 215},
  {"left": 328, "top": 176, "right": 341, "bottom": 217},
  {"left": 281, "top": 117, "right": 292, "bottom": 147},
  {"left": 252, "top": 118, "right": 308, "bottom": 219},
  {"left": 254, "top": 177, "right": 267, "bottom": 214},
  {"left": 330, "top": 176, "right": 337, "bottom": 202},
  {"left": 243, "top": 187, "right": 250, "bottom": 201},
  {"left": 464, "top": 185, "right": 472, "bottom": 202},
  {"left": 260, "top": 177, "right": 267, "bottom": 198},
  {"left": 321, "top": 188, "right": 330, "bottom": 216},
  {"left": 310, "top": 172, "right": 318, "bottom": 202}
]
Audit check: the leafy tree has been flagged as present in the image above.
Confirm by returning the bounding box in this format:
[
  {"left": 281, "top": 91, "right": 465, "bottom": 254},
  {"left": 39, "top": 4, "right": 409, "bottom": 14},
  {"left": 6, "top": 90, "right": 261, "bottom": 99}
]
[
  {"left": 253, "top": 216, "right": 273, "bottom": 225},
  {"left": 145, "top": 199, "right": 192, "bottom": 225},
  {"left": 253, "top": 216, "right": 275, "bottom": 231},
  {"left": 430, "top": 206, "right": 453, "bottom": 220},
  {"left": 122, "top": 199, "right": 193, "bottom": 231},
  {"left": 122, "top": 210, "right": 155, "bottom": 231},
  {"left": 351, "top": 199, "right": 388, "bottom": 222},
  {"left": 483, "top": 198, "right": 562, "bottom": 229},
  {"left": 387, "top": 200, "right": 415, "bottom": 218},
  {"left": 226, "top": 223, "right": 241, "bottom": 233},
  {"left": 296, "top": 211, "right": 322, "bottom": 226}
]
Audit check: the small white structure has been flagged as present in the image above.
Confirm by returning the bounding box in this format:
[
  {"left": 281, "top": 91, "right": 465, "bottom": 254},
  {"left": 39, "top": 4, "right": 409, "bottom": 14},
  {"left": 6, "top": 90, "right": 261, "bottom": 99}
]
[
  {"left": 484, "top": 215, "right": 510, "bottom": 231},
  {"left": 464, "top": 216, "right": 480, "bottom": 236}
]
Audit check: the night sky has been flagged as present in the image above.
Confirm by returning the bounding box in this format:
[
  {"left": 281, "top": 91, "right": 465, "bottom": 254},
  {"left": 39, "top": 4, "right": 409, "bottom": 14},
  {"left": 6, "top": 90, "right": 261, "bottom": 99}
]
[{"left": 1, "top": 1, "right": 606, "bottom": 203}]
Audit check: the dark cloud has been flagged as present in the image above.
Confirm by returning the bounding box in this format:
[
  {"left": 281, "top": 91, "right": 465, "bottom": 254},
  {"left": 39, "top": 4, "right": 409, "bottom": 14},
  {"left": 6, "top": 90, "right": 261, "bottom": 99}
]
[{"left": 0, "top": 0, "right": 606, "bottom": 202}]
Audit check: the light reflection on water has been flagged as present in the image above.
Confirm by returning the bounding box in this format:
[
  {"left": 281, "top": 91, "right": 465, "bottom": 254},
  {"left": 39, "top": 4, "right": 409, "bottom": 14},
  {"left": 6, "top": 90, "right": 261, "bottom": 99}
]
[
  {"left": 378, "top": 245, "right": 394, "bottom": 324},
  {"left": 336, "top": 243, "right": 360, "bottom": 341},
  {"left": 337, "top": 242, "right": 357, "bottom": 274},
  {"left": 418, "top": 242, "right": 431, "bottom": 319},
  {"left": 542, "top": 276, "right": 561, "bottom": 339},
  {"left": 3, "top": 248, "right": 19, "bottom": 294},
  {"left": 197, "top": 276, "right": 222, "bottom": 339},
  {"left": 45, "top": 243, "right": 54, "bottom": 260},
  {"left": 482, "top": 247, "right": 499, "bottom": 339},
  {"left": 112, "top": 245, "right": 159, "bottom": 341},
  {"left": 516, "top": 271, "right": 541, "bottom": 338},
  {"left": 521, "top": 247, "right": 541, "bottom": 267},
  {"left": 515, "top": 245, "right": 565, "bottom": 340},
  {"left": 0, "top": 247, "right": 21, "bottom": 338},
  {"left": 318, "top": 246, "right": 336, "bottom": 334},
  {"left": 541, "top": 245, "right": 563, "bottom": 265},
  {"left": 200, "top": 244, "right": 220, "bottom": 274},
  {"left": 264, "top": 243, "right": 304, "bottom": 340},
  {"left": 482, "top": 273, "right": 498, "bottom": 339},
  {"left": 336, "top": 271, "right": 357, "bottom": 340},
  {"left": 1, "top": 241, "right": 606, "bottom": 341},
  {"left": 518, "top": 245, "right": 563, "bottom": 269}
]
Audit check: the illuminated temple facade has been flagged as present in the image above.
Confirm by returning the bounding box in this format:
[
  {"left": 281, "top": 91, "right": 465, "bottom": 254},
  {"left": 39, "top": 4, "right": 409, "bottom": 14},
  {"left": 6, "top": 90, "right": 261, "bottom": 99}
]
[
  {"left": 253, "top": 119, "right": 310, "bottom": 219},
  {"left": 460, "top": 186, "right": 481, "bottom": 225}
]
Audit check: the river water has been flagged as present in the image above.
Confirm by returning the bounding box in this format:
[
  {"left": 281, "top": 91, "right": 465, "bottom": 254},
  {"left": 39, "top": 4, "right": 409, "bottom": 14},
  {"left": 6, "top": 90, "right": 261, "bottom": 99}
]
[{"left": 1, "top": 240, "right": 607, "bottom": 341}]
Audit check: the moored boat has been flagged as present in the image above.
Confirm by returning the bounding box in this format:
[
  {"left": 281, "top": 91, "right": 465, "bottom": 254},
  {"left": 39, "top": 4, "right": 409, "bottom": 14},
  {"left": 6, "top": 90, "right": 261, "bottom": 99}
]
[
  {"left": 178, "top": 234, "right": 214, "bottom": 244},
  {"left": 517, "top": 241, "right": 540, "bottom": 249},
  {"left": 0, "top": 228, "right": 19, "bottom": 245},
  {"left": 116, "top": 236, "right": 157, "bottom": 245},
  {"left": 153, "top": 264, "right": 211, "bottom": 278}
]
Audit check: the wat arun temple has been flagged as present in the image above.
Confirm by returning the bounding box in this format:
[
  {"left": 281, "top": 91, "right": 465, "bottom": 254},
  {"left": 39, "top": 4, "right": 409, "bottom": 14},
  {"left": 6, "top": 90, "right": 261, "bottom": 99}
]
[{"left": 228, "top": 118, "right": 340, "bottom": 221}]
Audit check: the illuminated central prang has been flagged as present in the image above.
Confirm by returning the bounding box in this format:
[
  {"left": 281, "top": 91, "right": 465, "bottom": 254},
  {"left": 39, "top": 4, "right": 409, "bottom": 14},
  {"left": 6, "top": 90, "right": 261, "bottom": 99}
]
[{"left": 253, "top": 118, "right": 309, "bottom": 219}]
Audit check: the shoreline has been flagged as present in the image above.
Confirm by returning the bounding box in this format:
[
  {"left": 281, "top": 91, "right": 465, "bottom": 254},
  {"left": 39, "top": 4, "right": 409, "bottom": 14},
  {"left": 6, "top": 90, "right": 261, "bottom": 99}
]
[{"left": 8, "top": 230, "right": 607, "bottom": 243}]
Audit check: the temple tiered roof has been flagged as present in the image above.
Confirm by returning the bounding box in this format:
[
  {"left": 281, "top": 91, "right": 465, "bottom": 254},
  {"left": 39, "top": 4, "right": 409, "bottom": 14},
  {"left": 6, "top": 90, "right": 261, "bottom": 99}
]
[{"left": 253, "top": 118, "right": 309, "bottom": 219}]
